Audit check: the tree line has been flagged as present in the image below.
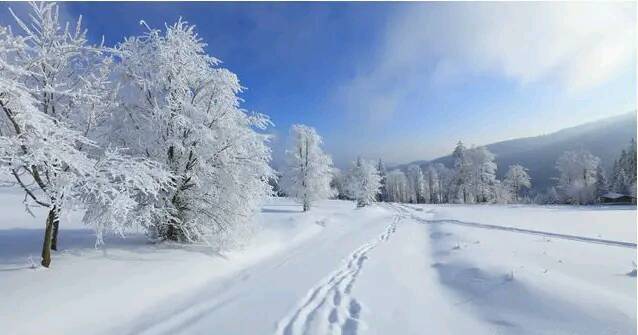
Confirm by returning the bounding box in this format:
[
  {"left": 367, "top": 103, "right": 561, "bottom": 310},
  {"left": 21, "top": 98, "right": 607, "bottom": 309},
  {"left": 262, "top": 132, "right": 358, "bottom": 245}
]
[{"left": 280, "top": 130, "right": 637, "bottom": 209}]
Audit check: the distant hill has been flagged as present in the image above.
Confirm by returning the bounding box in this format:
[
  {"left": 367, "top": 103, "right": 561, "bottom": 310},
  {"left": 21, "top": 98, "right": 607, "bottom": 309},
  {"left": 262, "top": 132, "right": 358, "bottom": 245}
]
[{"left": 400, "top": 112, "right": 637, "bottom": 192}]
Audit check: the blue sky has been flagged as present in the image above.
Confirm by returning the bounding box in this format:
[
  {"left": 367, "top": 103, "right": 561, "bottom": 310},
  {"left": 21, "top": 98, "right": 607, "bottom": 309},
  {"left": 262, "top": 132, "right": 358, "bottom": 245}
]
[{"left": 1, "top": 2, "right": 635, "bottom": 168}]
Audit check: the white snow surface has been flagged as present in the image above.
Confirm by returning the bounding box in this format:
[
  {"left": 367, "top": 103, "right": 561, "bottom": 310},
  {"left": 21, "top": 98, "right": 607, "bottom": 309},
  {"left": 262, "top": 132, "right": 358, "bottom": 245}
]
[{"left": 1, "top": 191, "right": 635, "bottom": 335}]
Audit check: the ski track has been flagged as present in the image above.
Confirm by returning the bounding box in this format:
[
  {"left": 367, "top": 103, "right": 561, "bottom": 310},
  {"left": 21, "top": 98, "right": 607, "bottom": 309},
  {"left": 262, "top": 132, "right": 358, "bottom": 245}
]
[
  {"left": 275, "top": 207, "right": 404, "bottom": 335},
  {"left": 399, "top": 205, "right": 636, "bottom": 249}
]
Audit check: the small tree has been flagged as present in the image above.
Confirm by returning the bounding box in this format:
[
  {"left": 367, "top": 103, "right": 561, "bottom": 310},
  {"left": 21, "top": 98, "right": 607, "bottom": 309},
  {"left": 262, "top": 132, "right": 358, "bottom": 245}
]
[
  {"left": 492, "top": 181, "right": 513, "bottom": 204},
  {"left": 611, "top": 139, "right": 637, "bottom": 196},
  {"left": 406, "top": 164, "right": 425, "bottom": 203},
  {"left": 452, "top": 141, "right": 473, "bottom": 203},
  {"left": 504, "top": 164, "right": 531, "bottom": 202},
  {"left": 346, "top": 158, "right": 381, "bottom": 207},
  {"left": 594, "top": 165, "right": 609, "bottom": 200},
  {"left": 467, "top": 146, "right": 497, "bottom": 203},
  {"left": 386, "top": 169, "right": 409, "bottom": 203},
  {"left": 556, "top": 150, "right": 600, "bottom": 204},
  {"left": 281, "top": 125, "right": 334, "bottom": 211},
  {"left": 433, "top": 163, "right": 452, "bottom": 203},
  {"left": 377, "top": 159, "right": 387, "bottom": 202}
]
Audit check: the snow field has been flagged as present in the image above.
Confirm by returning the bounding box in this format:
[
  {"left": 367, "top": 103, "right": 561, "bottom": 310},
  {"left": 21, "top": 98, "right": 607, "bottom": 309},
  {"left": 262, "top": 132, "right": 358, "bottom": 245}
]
[{"left": 1, "top": 195, "right": 635, "bottom": 335}]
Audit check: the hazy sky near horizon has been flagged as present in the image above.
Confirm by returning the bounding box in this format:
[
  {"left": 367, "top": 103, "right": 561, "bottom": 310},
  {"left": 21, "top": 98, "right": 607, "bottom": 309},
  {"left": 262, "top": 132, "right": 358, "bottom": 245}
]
[{"left": 1, "top": 2, "right": 635, "bottom": 168}]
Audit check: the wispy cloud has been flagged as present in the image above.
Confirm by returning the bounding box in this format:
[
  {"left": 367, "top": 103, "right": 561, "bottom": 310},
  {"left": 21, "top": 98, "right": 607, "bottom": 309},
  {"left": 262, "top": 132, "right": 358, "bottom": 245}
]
[{"left": 335, "top": 2, "right": 636, "bottom": 123}]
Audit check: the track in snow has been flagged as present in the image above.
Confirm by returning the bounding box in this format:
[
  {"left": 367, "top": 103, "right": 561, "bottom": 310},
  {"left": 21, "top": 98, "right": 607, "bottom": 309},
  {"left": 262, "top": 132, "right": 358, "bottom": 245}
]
[
  {"left": 275, "top": 211, "right": 402, "bottom": 335},
  {"left": 400, "top": 206, "right": 636, "bottom": 249}
]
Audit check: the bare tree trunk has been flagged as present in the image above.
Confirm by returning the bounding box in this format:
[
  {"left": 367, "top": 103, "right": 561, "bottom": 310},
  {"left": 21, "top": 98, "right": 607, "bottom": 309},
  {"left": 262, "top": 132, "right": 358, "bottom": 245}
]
[{"left": 41, "top": 207, "right": 56, "bottom": 268}]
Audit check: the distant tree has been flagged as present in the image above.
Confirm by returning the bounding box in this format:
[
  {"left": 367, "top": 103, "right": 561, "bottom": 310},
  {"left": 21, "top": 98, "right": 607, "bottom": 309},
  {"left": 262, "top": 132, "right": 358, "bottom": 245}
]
[
  {"left": 385, "top": 170, "right": 409, "bottom": 203},
  {"left": 406, "top": 164, "right": 425, "bottom": 203},
  {"left": 423, "top": 165, "right": 435, "bottom": 203},
  {"left": 345, "top": 158, "right": 381, "bottom": 207},
  {"left": 377, "top": 159, "right": 388, "bottom": 202},
  {"left": 556, "top": 150, "right": 600, "bottom": 204},
  {"left": 281, "top": 125, "right": 334, "bottom": 211},
  {"left": 493, "top": 181, "right": 514, "bottom": 204},
  {"left": 330, "top": 168, "right": 348, "bottom": 200},
  {"left": 504, "top": 164, "right": 531, "bottom": 202},
  {"left": 545, "top": 186, "right": 561, "bottom": 204},
  {"left": 433, "top": 163, "right": 452, "bottom": 203},
  {"left": 422, "top": 171, "right": 431, "bottom": 203},
  {"left": 467, "top": 146, "right": 498, "bottom": 203},
  {"left": 612, "top": 166, "right": 629, "bottom": 194},
  {"left": 452, "top": 141, "right": 473, "bottom": 203},
  {"left": 268, "top": 172, "right": 284, "bottom": 197},
  {"left": 611, "top": 138, "right": 637, "bottom": 196},
  {"left": 594, "top": 165, "right": 610, "bottom": 200}
]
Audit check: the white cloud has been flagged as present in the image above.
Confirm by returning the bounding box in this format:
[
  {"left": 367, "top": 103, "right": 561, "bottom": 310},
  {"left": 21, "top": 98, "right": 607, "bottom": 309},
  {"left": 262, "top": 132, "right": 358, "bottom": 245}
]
[{"left": 336, "top": 2, "right": 636, "bottom": 122}]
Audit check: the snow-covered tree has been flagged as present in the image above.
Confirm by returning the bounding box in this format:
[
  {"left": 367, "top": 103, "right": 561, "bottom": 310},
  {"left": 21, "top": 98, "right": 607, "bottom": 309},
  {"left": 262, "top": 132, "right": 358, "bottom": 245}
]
[
  {"left": 385, "top": 169, "right": 409, "bottom": 203},
  {"left": 556, "top": 149, "right": 600, "bottom": 204},
  {"left": 114, "top": 19, "right": 274, "bottom": 245},
  {"left": 504, "top": 164, "right": 531, "bottom": 202},
  {"left": 0, "top": 3, "right": 171, "bottom": 267},
  {"left": 423, "top": 164, "right": 440, "bottom": 203},
  {"left": 406, "top": 164, "right": 425, "bottom": 203},
  {"left": 433, "top": 163, "right": 452, "bottom": 203},
  {"left": 544, "top": 186, "right": 561, "bottom": 204},
  {"left": 612, "top": 165, "right": 630, "bottom": 194},
  {"left": 451, "top": 141, "right": 473, "bottom": 203},
  {"left": 611, "top": 138, "right": 637, "bottom": 197},
  {"left": 345, "top": 158, "right": 381, "bottom": 207},
  {"left": 466, "top": 146, "right": 498, "bottom": 203},
  {"left": 594, "top": 165, "right": 610, "bottom": 199},
  {"left": 281, "top": 124, "right": 334, "bottom": 211},
  {"left": 492, "top": 181, "right": 514, "bottom": 204},
  {"left": 377, "top": 159, "right": 387, "bottom": 202},
  {"left": 330, "top": 168, "right": 349, "bottom": 200}
]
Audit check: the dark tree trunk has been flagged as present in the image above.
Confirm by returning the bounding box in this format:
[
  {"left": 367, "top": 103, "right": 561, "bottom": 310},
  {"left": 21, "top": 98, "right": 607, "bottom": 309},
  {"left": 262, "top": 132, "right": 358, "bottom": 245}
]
[
  {"left": 165, "top": 221, "right": 179, "bottom": 241},
  {"left": 41, "top": 207, "right": 56, "bottom": 268},
  {"left": 51, "top": 209, "right": 60, "bottom": 251}
]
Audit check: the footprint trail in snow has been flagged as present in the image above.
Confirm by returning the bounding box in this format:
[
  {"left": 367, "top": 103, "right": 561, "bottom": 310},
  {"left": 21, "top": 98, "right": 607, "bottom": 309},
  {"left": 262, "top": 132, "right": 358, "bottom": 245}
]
[{"left": 275, "top": 209, "right": 404, "bottom": 335}]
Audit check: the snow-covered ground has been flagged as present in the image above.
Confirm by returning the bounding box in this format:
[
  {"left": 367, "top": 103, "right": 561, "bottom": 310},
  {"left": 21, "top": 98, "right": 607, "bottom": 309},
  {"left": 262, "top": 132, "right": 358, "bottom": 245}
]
[{"left": 1, "top": 192, "right": 636, "bottom": 335}]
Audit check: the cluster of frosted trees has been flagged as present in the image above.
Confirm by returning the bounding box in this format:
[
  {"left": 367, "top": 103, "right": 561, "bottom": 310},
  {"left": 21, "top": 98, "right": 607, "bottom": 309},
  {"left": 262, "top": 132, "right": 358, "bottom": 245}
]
[
  {"left": 0, "top": 3, "right": 273, "bottom": 266},
  {"left": 377, "top": 139, "right": 636, "bottom": 206},
  {"left": 380, "top": 142, "right": 531, "bottom": 205},
  {"left": 610, "top": 139, "right": 637, "bottom": 197},
  {"left": 281, "top": 124, "right": 381, "bottom": 210},
  {"left": 551, "top": 139, "right": 636, "bottom": 205}
]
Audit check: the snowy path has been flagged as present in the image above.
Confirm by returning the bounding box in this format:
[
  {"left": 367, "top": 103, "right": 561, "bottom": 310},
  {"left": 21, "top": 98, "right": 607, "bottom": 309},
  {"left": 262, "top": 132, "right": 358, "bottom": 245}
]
[
  {"left": 113, "top": 202, "right": 400, "bottom": 335},
  {"left": 413, "top": 217, "right": 637, "bottom": 249},
  {"left": 275, "top": 209, "right": 401, "bottom": 335}
]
